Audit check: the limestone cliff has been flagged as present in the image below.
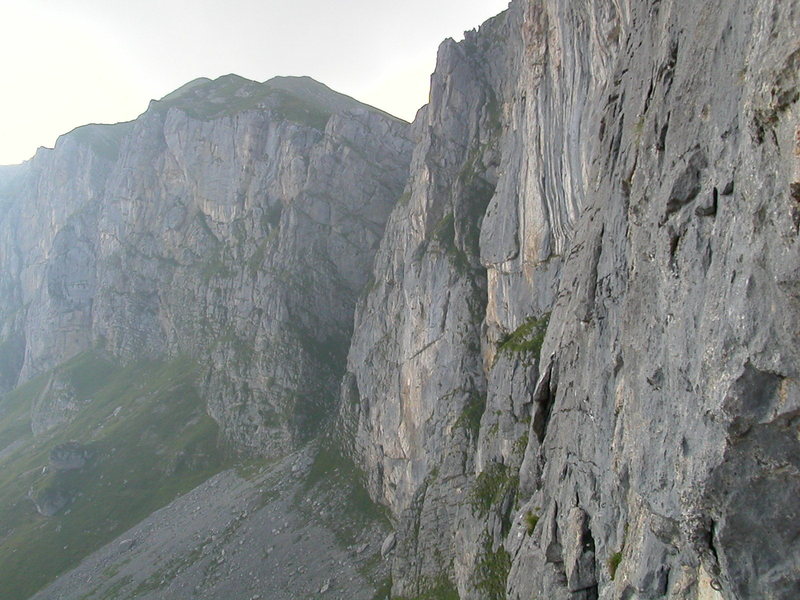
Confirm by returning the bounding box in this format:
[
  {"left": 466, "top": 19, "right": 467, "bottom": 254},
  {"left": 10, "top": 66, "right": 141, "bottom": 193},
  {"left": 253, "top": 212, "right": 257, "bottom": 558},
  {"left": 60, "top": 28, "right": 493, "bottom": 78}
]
[
  {"left": 0, "top": 74, "right": 413, "bottom": 452},
  {"left": 340, "top": 1, "right": 800, "bottom": 599}
]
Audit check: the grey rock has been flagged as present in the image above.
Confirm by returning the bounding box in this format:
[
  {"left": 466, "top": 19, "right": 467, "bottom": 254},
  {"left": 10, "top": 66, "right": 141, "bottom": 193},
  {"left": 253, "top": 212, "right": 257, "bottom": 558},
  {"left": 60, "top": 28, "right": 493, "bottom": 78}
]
[
  {"left": 0, "top": 75, "right": 413, "bottom": 455},
  {"left": 356, "top": 542, "right": 369, "bottom": 554},
  {"left": 338, "top": 1, "right": 800, "bottom": 599},
  {"left": 563, "top": 508, "right": 596, "bottom": 593},
  {"left": 31, "top": 373, "right": 85, "bottom": 435},
  {"left": 666, "top": 150, "right": 708, "bottom": 216},
  {"left": 2, "top": 1, "right": 798, "bottom": 599},
  {"left": 380, "top": 532, "right": 396, "bottom": 558},
  {"left": 49, "top": 441, "right": 91, "bottom": 470},
  {"left": 29, "top": 486, "right": 74, "bottom": 517}
]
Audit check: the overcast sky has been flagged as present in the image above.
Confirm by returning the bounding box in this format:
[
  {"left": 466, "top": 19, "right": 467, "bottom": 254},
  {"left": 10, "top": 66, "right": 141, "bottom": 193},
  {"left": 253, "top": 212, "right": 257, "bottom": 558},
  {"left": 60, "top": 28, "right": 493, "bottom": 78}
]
[{"left": 0, "top": 0, "right": 509, "bottom": 165}]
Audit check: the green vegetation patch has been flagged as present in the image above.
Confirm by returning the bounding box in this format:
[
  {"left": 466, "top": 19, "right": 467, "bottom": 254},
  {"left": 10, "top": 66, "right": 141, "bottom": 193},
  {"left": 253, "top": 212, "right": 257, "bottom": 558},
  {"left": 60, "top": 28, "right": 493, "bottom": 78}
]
[
  {"left": 393, "top": 573, "right": 460, "bottom": 600},
  {"left": 474, "top": 536, "right": 511, "bottom": 600},
  {"left": 432, "top": 212, "right": 470, "bottom": 274},
  {"left": 512, "top": 432, "right": 529, "bottom": 458},
  {"left": 523, "top": 510, "right": 540, "bottom": 535},
  {"left": 300, "top": 437, "right": 389, "bottom": 547},
  {"left": 453, "top": 393, "right": 486, "bottom": 438},
  {"left": 0, "top": 352, "right": 231, "bottom": 600},
  {"left": 469, "top": 462, "right": 519, "bottom": 517},
  {"left": 433, "top": 213, "right": 456, "bottom": 248},
  {"left": 497, "top": 313, "right": 550, "bottom": 360},
  {"left": 608, "top": 551, "right": 623, "bottom": 580},
  {"left": 151, "top": 75, "right": 340, "bottom": 130},
  {"left": 67, "top": 121, "right": 135, "bottom": 161},
  {"left": 0, "top": 370, "right": 47, "bottom": 452}
]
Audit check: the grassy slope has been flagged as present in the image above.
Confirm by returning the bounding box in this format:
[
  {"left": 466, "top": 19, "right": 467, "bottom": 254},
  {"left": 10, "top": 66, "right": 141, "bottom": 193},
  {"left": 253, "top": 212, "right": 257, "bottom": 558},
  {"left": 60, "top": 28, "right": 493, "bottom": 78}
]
[{"left": 0, "top": 352, "right": 230, "bottom": 600}]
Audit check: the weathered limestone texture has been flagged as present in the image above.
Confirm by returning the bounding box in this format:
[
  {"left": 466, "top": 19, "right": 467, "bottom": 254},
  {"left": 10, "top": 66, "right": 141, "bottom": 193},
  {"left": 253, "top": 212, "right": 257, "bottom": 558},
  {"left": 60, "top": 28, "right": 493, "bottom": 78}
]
[
  {"left": 0, "top": 76, "right": 413, "bottom": 452},
  {"left": 341, "top": 1, "right": 800, "bottom": 599}
]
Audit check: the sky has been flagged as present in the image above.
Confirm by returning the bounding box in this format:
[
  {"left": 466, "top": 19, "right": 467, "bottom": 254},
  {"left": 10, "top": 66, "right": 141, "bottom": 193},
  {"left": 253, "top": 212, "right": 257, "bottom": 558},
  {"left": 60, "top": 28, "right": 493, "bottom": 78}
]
[{"left": 0, "top": 0, "right": 510, "bottom": 165}]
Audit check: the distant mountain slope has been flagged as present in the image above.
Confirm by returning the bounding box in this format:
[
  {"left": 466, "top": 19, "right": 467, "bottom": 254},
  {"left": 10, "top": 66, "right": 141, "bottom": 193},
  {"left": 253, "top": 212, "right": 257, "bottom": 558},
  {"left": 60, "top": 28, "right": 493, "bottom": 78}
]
[
  {"left": 29, "top": 445, "right": 390, "bottom": 600},
  {"left": 0, "top": 353, "right": 228, "bottom": 599},
  {"left": 0, "top": 72, "right": 412, "bottom": 598},
  {"left": 0, "top": 71, "right": 413, "bottom": 453},
  {"left": 151, "top": 74, "right": 404, "bottom": 128}
]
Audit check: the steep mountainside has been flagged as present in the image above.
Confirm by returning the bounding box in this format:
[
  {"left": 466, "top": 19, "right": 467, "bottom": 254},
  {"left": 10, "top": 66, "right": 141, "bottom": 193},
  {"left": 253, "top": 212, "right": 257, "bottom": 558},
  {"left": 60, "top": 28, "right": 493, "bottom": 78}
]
[
  {"left": 0, "top": 74, "right": 411, "bottom": 598},
  {"left": 0, "top": 74, "right": 413, "bottom": 453},
  {"left": 0, "top": 1, "right": 798, "bottom": 600},
  {"left": 340, "top": 1, "right": 799, "bottom": 599}
]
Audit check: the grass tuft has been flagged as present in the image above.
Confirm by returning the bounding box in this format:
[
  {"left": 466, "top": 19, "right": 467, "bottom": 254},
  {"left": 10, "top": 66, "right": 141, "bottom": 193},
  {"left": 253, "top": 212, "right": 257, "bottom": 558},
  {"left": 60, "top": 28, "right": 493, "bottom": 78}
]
[
  {"left": 608, "top": 551, "right": 623, "bottom": 580},
  {"left": 497, "top": 314, "right": 550, "bottom": 360},
  {"left": 523, "top": 510, "right": 539, "bottom": 535}
]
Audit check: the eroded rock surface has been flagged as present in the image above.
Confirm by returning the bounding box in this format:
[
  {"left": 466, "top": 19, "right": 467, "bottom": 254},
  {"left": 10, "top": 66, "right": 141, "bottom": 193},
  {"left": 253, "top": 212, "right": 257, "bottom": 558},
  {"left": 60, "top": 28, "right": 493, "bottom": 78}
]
[
  {"left": 340, "top": 1, "right": 800, "bottom": 599},
  {"left": 0, "top": 75, "right": 413, "bottom": 453},
  {"left": 1, "top": 1, "right": 798, "bottom": 599}
]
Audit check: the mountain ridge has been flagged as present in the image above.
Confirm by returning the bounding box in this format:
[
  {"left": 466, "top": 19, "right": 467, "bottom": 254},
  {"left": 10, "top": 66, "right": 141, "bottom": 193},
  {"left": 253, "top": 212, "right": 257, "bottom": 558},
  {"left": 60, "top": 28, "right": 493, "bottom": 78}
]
[{"left": 1, "top": 73, "right": 406, "bottom": 170}]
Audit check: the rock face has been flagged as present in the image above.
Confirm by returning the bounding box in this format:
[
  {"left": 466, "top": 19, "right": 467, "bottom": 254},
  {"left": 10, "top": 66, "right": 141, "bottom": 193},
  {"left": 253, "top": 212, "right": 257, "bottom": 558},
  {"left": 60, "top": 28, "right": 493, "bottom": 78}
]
[
  {"left": 29, "top": 486, "right": 74, "bottom": 517},
  {"left": 0, "top": 75, "right": 413, "bottom": 453},
  {"left": 1, "top": 1, "right": 799, "bottom": 599},
  {"left": 49, "top": 442, "right": 91, "bottom": 470},
  {"left": 339, "top": 1, "right": 800, "bottom": 599}
]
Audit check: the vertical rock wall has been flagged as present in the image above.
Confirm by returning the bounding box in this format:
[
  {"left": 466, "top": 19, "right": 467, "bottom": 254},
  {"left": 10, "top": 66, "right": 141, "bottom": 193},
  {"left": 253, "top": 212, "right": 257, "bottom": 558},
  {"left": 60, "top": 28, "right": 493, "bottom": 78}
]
[
  {"left": 342, "top": 1, "right": 800, "bottom": 599},
  {"left": 0, "top": 1, "right": 797, "bottom": 598},
  {"left": 0, "top": 77, "right": 413, "bottom": 450}
]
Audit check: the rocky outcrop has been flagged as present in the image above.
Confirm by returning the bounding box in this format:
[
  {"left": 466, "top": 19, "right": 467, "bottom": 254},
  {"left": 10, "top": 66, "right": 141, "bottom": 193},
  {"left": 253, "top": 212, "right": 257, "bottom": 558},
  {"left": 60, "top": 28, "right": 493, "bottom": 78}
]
[
  {"left": 340, "top": 1, "right": 800, "bottom": 599},
  {"left": 30, "top": 372, "right": 89, "bottom": 435},
  {"left": 338, "top": 10, "right": 512, "bottom": 595},
  {"left": 0, "top": 75, "right": 413, "bottom": 452},
  {"left": 49, "top": 441, "right": 91, "bottom": 470},
  {"left": 29, "top": 486, "right": 74, "bottom": 517}
]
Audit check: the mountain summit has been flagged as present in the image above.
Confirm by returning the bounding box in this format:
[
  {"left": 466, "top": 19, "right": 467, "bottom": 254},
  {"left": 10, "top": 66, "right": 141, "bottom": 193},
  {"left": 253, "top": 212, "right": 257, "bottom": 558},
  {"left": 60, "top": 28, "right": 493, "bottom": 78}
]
[{"left": 151, "top": 74, "right": 402, "bottom": 127}]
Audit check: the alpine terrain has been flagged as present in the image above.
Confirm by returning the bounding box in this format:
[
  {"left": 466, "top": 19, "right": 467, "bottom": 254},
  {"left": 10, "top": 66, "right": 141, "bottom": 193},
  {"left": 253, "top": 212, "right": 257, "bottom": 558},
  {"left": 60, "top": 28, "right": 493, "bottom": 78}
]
[{"left": 0, "top": 1, "right": 797, "bottom": 599}]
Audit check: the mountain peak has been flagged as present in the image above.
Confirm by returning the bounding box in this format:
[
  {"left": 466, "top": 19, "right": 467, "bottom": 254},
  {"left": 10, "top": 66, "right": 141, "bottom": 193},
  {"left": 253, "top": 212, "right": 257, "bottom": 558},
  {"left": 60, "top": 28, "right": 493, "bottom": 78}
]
[{"left": 149, "top": 73, "right": 403, "bottom": 129}]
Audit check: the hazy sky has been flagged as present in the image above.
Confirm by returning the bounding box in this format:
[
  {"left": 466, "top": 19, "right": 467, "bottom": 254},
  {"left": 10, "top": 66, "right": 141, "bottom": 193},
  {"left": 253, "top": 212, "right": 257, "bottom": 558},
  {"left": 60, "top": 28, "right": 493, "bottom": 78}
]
[{"left": 0, "top": 0, "right": 509, "bottom": 165}]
